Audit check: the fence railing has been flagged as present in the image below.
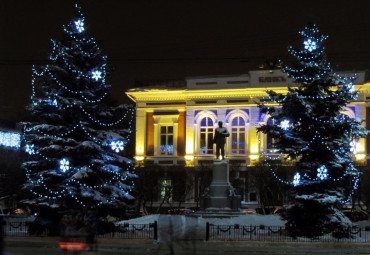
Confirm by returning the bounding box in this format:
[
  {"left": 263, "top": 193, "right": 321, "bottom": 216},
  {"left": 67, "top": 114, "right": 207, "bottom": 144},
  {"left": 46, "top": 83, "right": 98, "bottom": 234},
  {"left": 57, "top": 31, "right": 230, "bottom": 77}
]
[
  {"left": 2, "top": 220, "right": 157, "bottom": 240},
  {"left": 206, "top": 222, "right": 370, "bottom": 243},
  {"left": 2, "top": 221, "right": 30, "bottom": 237},
  {"left": 206, "top": 223, "right": 370, "bottom": 242},
  {"left": 98, "top": 222, "right": 157, "bottom": 240}
]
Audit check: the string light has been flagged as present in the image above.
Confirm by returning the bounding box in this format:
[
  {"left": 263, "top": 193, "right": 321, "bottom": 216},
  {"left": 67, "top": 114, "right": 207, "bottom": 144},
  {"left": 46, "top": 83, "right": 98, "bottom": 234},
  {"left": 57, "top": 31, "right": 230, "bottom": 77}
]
[
  {"left": 23, "top": 3, "right": 136, "bottom": 208},
  {"left": 258, "top": 24, "right": 367, "bottom": 208}
]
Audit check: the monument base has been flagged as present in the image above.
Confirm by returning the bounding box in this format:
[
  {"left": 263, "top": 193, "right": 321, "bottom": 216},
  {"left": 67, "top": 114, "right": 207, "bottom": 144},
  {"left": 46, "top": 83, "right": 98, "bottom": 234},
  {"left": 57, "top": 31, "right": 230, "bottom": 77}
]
[{"left": 199, "top": 159, "right": 241, "bottom": 213}]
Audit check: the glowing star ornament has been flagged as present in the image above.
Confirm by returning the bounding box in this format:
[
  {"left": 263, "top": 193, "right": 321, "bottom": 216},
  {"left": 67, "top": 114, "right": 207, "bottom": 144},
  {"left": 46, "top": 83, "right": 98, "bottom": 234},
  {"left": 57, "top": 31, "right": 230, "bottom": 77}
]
[
  {"left": 25, "top": 144, "right": 35, "bottom": 155},
  {"left": 111, "top": 141, "right": 124, "bottom": 153},
  {"left": 280, "top": 119, "right": 290, "bottom": 130},
  {"left": 317, "top": 165, "right": 328, "bottom": 180},
  {"left": 304, "top": 39, "right": 317, "bottom": 52},
  {"left": 60, "top": 158, "right": 70, "bottom": 173},
  {"left": 74, "top": 19, "right": 85, "bottom": 33},
  {"left": 293, "top": 172, "right": 301, "bottom": 186},
  {"left": 91, "top": 70, "right": 102, "bottom": 81}
]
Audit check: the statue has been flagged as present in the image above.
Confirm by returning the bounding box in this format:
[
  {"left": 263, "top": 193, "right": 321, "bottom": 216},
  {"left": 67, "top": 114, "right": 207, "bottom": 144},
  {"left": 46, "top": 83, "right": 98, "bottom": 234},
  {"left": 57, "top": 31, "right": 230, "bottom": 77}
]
[{"left": 213, "top": 121, "right": 230, "bottom": 160}]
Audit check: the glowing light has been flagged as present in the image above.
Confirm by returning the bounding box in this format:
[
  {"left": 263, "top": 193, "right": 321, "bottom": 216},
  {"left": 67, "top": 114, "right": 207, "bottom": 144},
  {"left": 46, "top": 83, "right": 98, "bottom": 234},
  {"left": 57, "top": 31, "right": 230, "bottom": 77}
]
[
  {"left": 60, "top": 158, "right": 70, "bottom": 173},
  {"left": 25, "top": 144, "right": 35, "bottom": 155},
  {"left": 303, "top": 39, "right": 317, "bottom": 52},
  {"left": 0, "top": 131, "right": 21, "bottom": 149},
  {"left": 91, "top": 70, "right": 102, "bottom": 81},
  {"left": 350, "top": 140, "right": 359, "bottom": 154},
  {"left": 280, "top": 119, "right": 290, "bottom": 130},
  {"left": 355, "top": 154, "right": 366, "bottom": 160},
  {"left": 74, "top": 19, "right": 84, "bottom": 33},
  {"left": 249, "top": 155, "right": 259, "bottom": 160},
  {"left": 317, "top": 165, "right": 328, "bottom": 180},
  {"left": 111, "top": 141, "right": 124, "bottom": 152},
  {"left": 184, "top": 155, "right": 194, "bottom": 160},
  {"left": 293, "top": 172, "right": 300, "bottom": 186},
  {"left": 134, "top": 156, "right": 144, "bottom": 161}
]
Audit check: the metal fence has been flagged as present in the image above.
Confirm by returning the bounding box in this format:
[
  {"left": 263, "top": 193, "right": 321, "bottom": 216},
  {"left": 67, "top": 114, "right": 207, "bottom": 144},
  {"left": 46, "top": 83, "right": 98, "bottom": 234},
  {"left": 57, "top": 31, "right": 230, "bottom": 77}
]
[
  {"left": 2, "top": 220, "right": 157, "bottom": 240},
  {"left": 98, "top": 222, "right": 157, "bottom": 240},
  {"left": 206, "top": 223, "right": 370, "bottom": 243},
  {"left": 2, "top": 221, "right": 30, "bottom": 237}
]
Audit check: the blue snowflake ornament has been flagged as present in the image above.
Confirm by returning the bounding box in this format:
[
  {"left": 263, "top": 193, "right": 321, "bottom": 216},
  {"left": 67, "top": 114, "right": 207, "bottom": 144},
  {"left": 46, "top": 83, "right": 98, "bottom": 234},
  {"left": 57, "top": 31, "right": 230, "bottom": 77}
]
[
  {"left": 91, "top": 70, "right": 102, "bottom": 81},
  {"left": 350, "top": 140, "right": 358, "bottom": 154},
  {"left": 304, "top": 39, "right": 317, "bottom": 52},
  {"left": 280, "top": 119, "right": 290, "bottom": 130},
  {"left": 293, "top": 172, "right": 301, "bottom": 186},
  {"left": 111, "top": 141, "right": 124, "bottom": 153},
  {"left": 25, "top": 144, "right": 35, "bottom": 155},
  {"left": 74, "top": 19, "right": 85, "bottom": 33},
  {"left": 317, "top": 165, "right": 328, "bottom": 180},
  {"left": 60, "top": 158, "right": 70, "bottom": 173}
]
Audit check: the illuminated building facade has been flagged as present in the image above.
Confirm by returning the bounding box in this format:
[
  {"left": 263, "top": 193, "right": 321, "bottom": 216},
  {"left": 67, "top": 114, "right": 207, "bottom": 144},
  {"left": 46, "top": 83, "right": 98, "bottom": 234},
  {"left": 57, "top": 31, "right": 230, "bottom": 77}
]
[{"left": 126, "top": 70, "right": 370, "bottom": 207}]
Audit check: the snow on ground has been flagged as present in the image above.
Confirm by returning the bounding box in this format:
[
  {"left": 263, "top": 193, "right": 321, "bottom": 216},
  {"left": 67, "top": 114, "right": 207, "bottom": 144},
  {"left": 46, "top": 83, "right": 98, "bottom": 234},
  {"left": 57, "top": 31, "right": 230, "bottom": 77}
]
[{"left": 116, "top": 214, "right": 286, "bottom": 242}]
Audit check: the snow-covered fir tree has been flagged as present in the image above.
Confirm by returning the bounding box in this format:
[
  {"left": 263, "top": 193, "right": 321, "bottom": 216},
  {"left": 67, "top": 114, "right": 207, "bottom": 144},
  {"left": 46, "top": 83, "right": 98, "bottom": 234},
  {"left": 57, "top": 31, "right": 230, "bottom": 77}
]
[
  {"left": 258, "top": 24, "right": 368, "bottom": 237},
  {"left": 22, "top": 5, "right": 136, "bottom": 211}
]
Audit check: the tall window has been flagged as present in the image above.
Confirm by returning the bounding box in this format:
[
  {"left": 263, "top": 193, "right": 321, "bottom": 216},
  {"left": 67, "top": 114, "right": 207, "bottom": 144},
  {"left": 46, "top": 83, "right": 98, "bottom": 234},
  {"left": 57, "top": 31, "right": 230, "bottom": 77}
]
[
  {"left": 231, "top": 116, "right": 246, "bottom": 154},
  {"left": 200, "top": 117, "right": 214, "bottom": 155},
  {"left": 160, "top": 179, "right": 172, "bottom": 202},
  {"left": 266, "top": 118, "right": 278, "bottom": 152},
  {"left": 160, "top": 126, "right": 174, "bottom": 155}
]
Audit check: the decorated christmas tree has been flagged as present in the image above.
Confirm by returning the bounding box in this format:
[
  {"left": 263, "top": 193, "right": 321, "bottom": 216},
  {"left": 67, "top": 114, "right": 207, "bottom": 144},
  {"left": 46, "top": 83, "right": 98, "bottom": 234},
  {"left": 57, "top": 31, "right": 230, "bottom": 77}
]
[
  {"left": 258, "top": 24, "right": 368, "bottom": 237},
  {"left": 22, "top": 5, "right": 135, "bottom": 211}
]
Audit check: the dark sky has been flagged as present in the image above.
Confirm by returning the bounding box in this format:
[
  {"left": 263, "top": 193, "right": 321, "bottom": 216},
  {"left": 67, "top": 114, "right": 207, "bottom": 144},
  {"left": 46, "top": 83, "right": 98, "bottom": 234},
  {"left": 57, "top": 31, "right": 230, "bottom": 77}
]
[{"left": 1, "top": 0, "right": 370, "bottom": 122}]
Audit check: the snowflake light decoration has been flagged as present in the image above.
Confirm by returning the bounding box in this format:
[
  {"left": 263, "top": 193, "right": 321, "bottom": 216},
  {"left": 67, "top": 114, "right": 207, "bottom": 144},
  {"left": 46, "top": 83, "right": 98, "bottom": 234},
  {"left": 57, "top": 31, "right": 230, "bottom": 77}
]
[
  {"left": 0, "top": 132, "right": 21, "bottom": 149},
  {"left": 74, "top": 19, "right": 85, "bottom": 33},
  {"left": 347, "top": 82, "right": 354, "bottom": 93},
  {"left": 350, "top": 140, "right": 359, "bottom": 154},
  {"left": 293, "top": 172, "right": 301, "bottom": 186},
  {"left": 280, "top": 119, "right": 290, "bottom": 130},
  {"left": 91, "top": 70, "right": 102, "bottom": 81},
  {"left": 111, "top": 141, "right": 124, "bottom": 153},
  {"left": 60, "top": 158, "right": 70, "bottom": 173},
  {"left": 317, "top": 165, "right": 328, "bottom": 180},
  {"left": 304, "top": 39, "right": 317, "bottom": 52},
  {"left": 25, "top": 144, "right": 35, "bottom": 155}
]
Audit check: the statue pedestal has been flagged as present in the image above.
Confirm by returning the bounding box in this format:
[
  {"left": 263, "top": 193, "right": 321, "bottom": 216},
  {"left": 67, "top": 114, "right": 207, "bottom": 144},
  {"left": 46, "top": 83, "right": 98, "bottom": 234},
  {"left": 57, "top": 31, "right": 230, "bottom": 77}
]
[{"left": 199, "top": 160, "right": 241, "bottom": 213}]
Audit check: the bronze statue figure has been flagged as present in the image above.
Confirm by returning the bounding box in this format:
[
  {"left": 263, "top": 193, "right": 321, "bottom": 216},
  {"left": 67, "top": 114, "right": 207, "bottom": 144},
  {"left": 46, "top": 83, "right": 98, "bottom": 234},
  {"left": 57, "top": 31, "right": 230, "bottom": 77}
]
[{"left": 213, "top": 121, "right": 230, "bottom": 160}]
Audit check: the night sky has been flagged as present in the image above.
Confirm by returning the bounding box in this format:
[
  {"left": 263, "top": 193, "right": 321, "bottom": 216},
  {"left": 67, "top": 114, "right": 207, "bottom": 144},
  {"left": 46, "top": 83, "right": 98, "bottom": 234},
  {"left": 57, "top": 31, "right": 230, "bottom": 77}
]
[{"left": 1, "top": 0, "right": 370, "bottom": 122}]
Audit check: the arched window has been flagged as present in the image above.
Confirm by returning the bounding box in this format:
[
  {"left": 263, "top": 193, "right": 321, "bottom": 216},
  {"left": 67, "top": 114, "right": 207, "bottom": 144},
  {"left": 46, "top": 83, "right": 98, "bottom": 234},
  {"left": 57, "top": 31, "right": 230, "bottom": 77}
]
[
  {"left": 199, "top": 117, "right": 214, "bottom": 155},
  {"left": 230, "top": 116, "right": 246, "bottom": 154}
]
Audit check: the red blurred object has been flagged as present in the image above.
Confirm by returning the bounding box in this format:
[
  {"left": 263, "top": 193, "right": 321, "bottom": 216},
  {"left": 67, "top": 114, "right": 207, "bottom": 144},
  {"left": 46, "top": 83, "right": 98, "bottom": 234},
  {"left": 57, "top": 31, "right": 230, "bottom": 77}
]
[{"left": 59, "top": 241, "right": 89, "bottom": 251}]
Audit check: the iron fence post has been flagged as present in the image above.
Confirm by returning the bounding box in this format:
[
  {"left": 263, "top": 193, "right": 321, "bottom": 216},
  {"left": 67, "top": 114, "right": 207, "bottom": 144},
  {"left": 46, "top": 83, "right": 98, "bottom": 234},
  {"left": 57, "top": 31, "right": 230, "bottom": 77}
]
[
  {"left": 153, "top": 221, "right": 157, "bottom": 240},
  {"left": 206, "top": 222, "right": 209, "bottom": 241}
]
